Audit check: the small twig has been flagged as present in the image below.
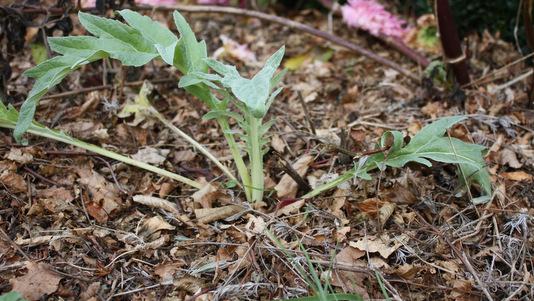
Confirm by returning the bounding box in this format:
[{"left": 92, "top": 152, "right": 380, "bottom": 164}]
[
  {"left": 297, "top": 91, "right": 316, "bottom": 136},
  {"left": 93, "top": 156, "right": 127, "bottom": 193},
  {"left": 0, "top": 227, "right": 31, "bottom": 261},
  {"left": 23, "top": 166, "right": 63, "bottom": 187}
]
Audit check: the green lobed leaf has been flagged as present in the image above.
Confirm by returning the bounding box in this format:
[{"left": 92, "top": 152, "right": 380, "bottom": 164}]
[
  {"left": 0, "top": 291, "right": 29, "bottom": 301},
  {"left": 203, "top": 110, "right": 244, "bottom": 123},
  {"left": 202, "top": 46, "right": 286, "bottom": 119},
  {"left": 173, "top": 11, "right": 208, "bottom": 73},
  {"left": 78, "top": 12, "right": 156, "bottom": 57},
  {"left": 48, "top": 36, "right": 158, "bottom": 67},
  {"left": 183, "top": 84, "right": 227, "bottom": 111},
  {"left": 15, "top": 11, "right": 169, "bottom": 143},
  {"left": 302, "top": 116, "right": 491, "bottom": 199},
  {"left": 270, "top": 67, "right": 289, "bottom": 92},
  {"left": 15, "top": 51, "right": 108, "bottom": 143},
  {"left": 118, "top": 9, "right": 178, "bottom": 65},
  {"left": 264, "top": 45, "right": 285, "bottom": 71}
]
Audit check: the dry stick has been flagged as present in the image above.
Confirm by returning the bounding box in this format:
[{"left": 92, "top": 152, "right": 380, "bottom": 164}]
[
  {"left": 316, "top": 0, "right": 430, "bottom": 68},
  {"left": 130, "top": 5, "right": 420, "bottom": 82},
  {"left": 23, "top": 166, "right": 63, "bottom": 187}
]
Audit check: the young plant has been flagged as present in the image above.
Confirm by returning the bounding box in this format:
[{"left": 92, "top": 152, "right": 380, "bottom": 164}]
[
  {"left": 302, "top": 116, "right": 492, "bottom": 204},
  {"left": 8, "top": 9, "right": 286, "bottom": 203}
]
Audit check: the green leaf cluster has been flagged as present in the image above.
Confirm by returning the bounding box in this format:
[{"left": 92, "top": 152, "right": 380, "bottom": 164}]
[
  {"left": 303, "top": 116, "right": 491, "bottom": 203},
  {"left": 9, "top": 9, "right": 287, "bottom": 203}
]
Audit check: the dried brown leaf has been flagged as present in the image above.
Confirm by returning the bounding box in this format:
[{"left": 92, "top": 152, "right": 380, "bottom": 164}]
[
  {"left": 349, "top": 233, "right": 407, "bottom": 259},
  {"left": 378, "top": 202, "right": 397, "bottom": 226},
  {"left": 131, "top": 147, "right": 170, "bottom": 165},
  {"left": 56, "top": 120, "right": 109, "bottom": 140},
  {"left": 495, "top": 148, "right": 523, "bottom": 168},
  {"left": 270, "top": 134, "right": 286, "bottom": 153},
  {"left": 80, "top": 282, "right": 101, "bottom": 301},
  {"left": 195, "top": 205, "right": 245, "bottom": 223},
  {"left": 500, "top": 171, "right": 532, "bottom": 182},
  {"left": 6, "top": 147, "right": 33, "bottom": 164},
  {"left": 191, "top": 183, "right": 223, "bottom": 209},
  {"left": 395, "top": 263, "right": 421, "bottom": 280},
  {"left": 274, "top": 199, "right": 305, "bottom": 217},
  {"left": 9, "top": 262, "right": 63, "bottom": 300},
  {"left": 132, "top": 195, "right": 179, "bottom": 213},
  {"left": 173, "top": 275, "right": 207, "bottom": 294},
  {"left": 139, "top": 216, "right": 175, "bottom": 240},
  {"left": 153, "top": 260, "right": 186, "bottom": 283}
]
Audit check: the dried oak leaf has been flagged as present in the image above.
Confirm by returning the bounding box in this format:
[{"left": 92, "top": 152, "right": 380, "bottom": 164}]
[
  {"left": 76, "top": 168, "right": 121, "bottom": 223},
  {"left": 9, "top": 261, "right": 63, "bottom": 301}
]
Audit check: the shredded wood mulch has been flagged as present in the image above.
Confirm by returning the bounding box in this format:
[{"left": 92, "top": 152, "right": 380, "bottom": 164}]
[{"left": 1, "top": 3, "right": 534, "bottom": 301}]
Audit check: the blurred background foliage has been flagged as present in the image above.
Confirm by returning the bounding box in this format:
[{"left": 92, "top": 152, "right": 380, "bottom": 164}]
[{"left": 398, "top": 0, "right": 527, "bottom": 50}]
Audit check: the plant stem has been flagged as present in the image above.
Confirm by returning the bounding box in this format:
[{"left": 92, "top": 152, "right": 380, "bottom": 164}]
[
  {"left": 0, "top": 115, "right": 205, "bottom": 190},
  {"left": 217, "top": 116, "right": 253, "bottom": 202},
  {"left": 431, "top": 0, "right": 470, "bottom": 85},
  {"left": 149, "top": 107, "right": 240, "bottom": 185},
  {"left": 248, "top": 116, "right": 264, "bottom": 203}
]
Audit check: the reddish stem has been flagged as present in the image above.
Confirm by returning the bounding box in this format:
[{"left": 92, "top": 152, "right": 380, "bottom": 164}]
[{"left": 433, "top": 0, "right": 470, "bottom": 85}]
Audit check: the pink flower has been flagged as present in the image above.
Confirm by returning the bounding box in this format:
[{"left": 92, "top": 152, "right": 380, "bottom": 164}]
[
  {"left": 213, "top": 35, "right": 257, "bottom": 64},
  {"left": 341, "top": 0, "right": 410, "bottom": 39}
]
